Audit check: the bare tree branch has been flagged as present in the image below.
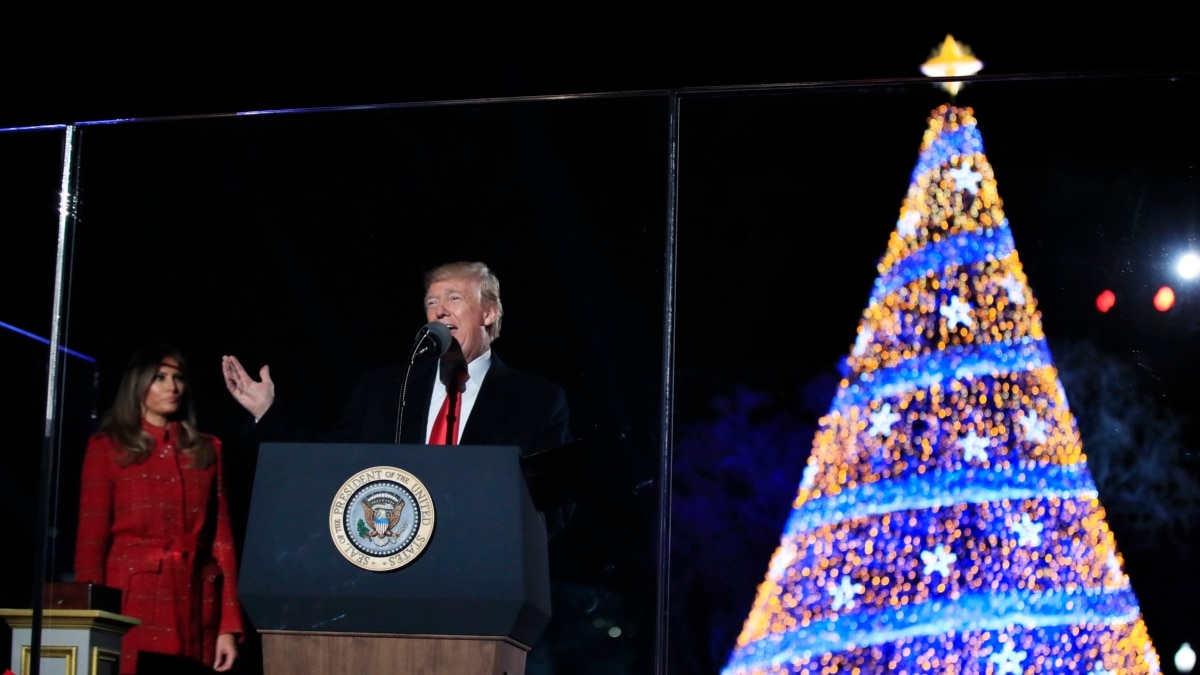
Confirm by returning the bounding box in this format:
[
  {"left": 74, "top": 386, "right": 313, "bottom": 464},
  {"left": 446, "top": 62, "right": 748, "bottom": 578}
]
[{"left": 1051, "top": 337, "right": 1200, "bottom": 555}]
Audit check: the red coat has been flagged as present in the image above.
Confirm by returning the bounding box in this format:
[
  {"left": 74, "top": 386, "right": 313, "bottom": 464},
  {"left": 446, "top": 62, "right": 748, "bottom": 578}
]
[{"left": 75, "top": 420, "right": 244, "bottom": 674}]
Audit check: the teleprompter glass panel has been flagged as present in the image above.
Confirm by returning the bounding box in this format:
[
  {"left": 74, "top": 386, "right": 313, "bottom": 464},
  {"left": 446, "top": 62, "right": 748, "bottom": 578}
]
[
  {"left": 57, "top": 95, "right": 671, "bottom": 674},
  {"left": 0, "top": 124, "right": 85, "bottom": 670},
  {"left": 672, "top": 74, "right": 1200, "bottom": 675}
]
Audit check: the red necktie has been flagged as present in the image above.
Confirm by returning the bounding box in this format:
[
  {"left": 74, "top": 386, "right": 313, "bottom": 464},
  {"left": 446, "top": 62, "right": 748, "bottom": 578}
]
[{"left": 428, "top": 383, "right": 463, "bottom": 445}]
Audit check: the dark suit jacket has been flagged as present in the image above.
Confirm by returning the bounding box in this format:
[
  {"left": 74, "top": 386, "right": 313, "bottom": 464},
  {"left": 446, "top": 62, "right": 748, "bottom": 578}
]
[{"left": 250, "top": 353, "right": 576, "bottom": 534}]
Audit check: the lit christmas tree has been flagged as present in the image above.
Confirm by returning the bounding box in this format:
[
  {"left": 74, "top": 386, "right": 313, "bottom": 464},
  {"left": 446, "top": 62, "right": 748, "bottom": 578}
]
[{"left": 722, "top": 105, "right": 1162, "bottom": 675}]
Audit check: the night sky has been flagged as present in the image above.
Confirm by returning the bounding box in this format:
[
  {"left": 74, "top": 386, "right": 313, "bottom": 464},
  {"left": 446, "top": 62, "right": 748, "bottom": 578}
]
[
  {"left": 2, "top": 22, "right": 1197, "bottom": 128},
  {"left": 3, "top": 25, "right": 1198, "bottom": 675}
]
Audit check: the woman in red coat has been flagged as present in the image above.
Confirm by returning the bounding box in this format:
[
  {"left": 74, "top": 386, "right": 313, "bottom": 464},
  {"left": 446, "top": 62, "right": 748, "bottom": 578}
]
[{"left": 75, "top": 344, "right": 244, "bottom": 674}]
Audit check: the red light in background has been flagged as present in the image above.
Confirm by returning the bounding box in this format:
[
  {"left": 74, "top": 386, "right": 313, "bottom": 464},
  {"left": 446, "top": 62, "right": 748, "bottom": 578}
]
[
  {"left": 1095, "top": 289, "right": 1116, "bottom": 313},
  {"left": 1153, "top": 286, "right": 1175, "bottom": 312}
]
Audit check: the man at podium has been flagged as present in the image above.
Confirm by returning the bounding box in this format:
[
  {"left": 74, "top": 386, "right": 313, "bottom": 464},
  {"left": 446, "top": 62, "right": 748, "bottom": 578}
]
[{"left": 221, "top": 260, "right": 576, "bottom": 535}]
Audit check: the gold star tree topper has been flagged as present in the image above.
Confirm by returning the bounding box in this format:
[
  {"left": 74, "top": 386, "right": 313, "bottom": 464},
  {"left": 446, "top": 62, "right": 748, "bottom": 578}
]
[{"left": 921, "top": 34, "right": 983, "bottom": 96}]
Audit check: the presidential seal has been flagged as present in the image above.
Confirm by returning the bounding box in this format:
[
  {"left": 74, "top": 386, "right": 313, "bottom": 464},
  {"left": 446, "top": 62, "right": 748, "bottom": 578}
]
[{"left": 328, "top": 465, "right": 435, "bottom": 571}]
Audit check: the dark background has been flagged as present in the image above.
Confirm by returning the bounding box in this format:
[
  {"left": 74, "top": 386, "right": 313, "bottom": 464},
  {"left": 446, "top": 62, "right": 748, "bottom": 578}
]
[
  {"left": 2, "top": 21, "right": 1197, "bottom": 128},
  {"left": 3, "top": 20, "right": 1199, "bottom": 675}
]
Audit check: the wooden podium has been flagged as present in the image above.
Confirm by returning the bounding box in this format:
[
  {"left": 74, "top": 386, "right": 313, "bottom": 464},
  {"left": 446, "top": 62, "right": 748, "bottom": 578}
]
[
  {"left": 258, "top": 632, "right": 527, "bottom": 673},
  {"left": 239, "top": 443, "right": 551, "bottom": 675}
]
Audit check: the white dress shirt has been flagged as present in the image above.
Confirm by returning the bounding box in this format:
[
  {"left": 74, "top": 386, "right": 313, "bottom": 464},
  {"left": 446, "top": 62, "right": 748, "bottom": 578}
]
[{"left": 425, "top": 349, "right": 492, "bottom": 442}]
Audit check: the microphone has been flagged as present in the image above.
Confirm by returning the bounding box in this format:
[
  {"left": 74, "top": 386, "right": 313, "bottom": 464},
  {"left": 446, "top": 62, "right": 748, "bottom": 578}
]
[
  {"left": 410, "top": 321, "right": 452, "bottom": 361},
  {"left": 396, "top": 321, "right": 454, "bottom": 443}
]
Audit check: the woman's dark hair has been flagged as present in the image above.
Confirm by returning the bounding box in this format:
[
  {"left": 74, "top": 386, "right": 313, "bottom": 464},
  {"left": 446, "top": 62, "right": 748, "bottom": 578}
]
[{"left": 96, "top": 344, "right": 215, "bottom": 468}]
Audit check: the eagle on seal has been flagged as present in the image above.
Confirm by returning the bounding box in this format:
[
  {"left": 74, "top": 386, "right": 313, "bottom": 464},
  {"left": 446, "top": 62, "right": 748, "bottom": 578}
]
[{"left": 361, "top": 499, "right": 406, "bottom": 537}]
